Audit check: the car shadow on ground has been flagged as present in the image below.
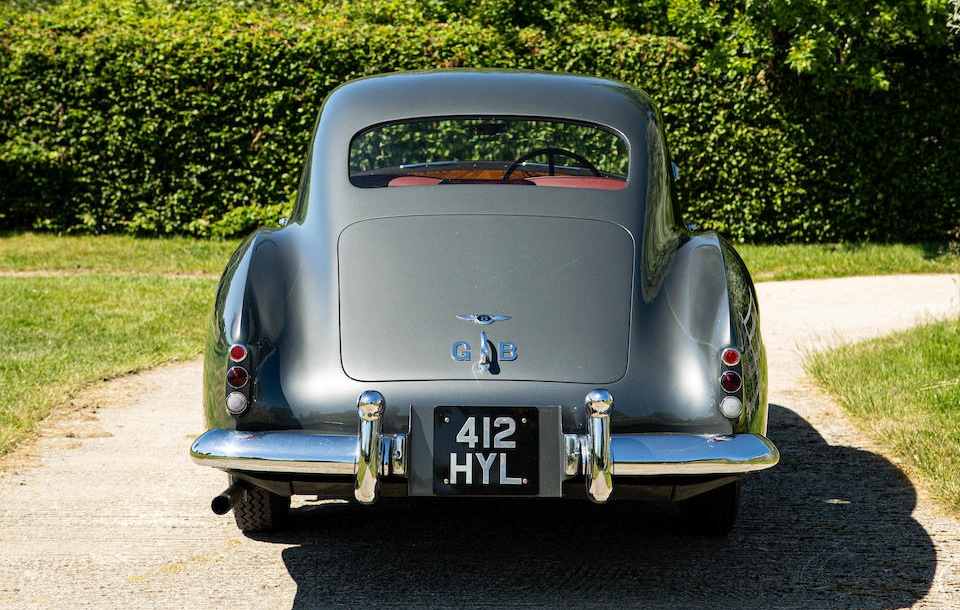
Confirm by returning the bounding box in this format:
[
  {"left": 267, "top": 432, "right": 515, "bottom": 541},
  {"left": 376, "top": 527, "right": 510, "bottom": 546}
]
[{"left": 249, "top": 404, "right": 936, "bottom": 610}]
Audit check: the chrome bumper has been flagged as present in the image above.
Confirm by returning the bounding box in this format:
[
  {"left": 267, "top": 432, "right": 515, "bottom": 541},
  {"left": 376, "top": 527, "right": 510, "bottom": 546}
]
[{"left": 191, "top": 390, "right": 779, "bottom": 504}]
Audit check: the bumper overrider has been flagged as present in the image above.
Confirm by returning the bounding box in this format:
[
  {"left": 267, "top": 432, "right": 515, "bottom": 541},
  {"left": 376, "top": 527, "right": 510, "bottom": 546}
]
[{"left": 191, "top": 390, "right": 779, "bottom": 503}]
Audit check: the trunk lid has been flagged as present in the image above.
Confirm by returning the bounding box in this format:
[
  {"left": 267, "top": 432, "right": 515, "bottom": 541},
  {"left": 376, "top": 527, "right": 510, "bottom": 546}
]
[{"left": 339, "top": 215, "right": 634, "bottom": 383}]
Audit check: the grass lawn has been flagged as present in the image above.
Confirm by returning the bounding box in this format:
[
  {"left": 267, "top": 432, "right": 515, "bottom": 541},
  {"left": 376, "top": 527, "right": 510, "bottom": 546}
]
[
  {"left": 0, "top": 233, "right": 241, "bottom": 454},
  {"left": 806, "top": 318, "right": 960, "bottom": 515},
  {"left": 739, "top": 242, "right": 960, "bottom": 281},
  {"left": 0, "top": 233, "right": 958, "bottom": 457},
  {"left": 0, "top": 274, "right": 215, "bottom": 453},
  {"left": 0, "top": 233, "right": 238, "bottom": 275}
]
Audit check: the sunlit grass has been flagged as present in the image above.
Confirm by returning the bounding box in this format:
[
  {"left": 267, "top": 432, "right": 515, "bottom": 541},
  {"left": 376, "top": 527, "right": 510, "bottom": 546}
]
[
  {"left": 807, "top": 318, "right": 960, "bottom": 515},
  {"left": 0, "top": 233, "right": 238, "bottom": 454},
  {"left": 738, "top": 243, "right": 960, "bottom": 281},
  {"left": 0, "top": 274, "right": 215, "bottom": 453},
  {"left": 0, "top": 232, "right": 239, "bottom": 275}
]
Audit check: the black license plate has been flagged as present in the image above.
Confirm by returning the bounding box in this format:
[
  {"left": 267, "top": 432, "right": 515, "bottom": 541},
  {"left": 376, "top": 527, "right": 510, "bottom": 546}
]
[{"left": 433, "top": 407, "right": 539, "bottom": 496}]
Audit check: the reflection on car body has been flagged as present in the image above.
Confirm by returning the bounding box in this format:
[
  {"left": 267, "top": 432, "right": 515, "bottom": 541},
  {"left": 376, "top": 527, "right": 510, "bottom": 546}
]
[{"left": 191, "top": 69, "right": 778, "bottom": 536}]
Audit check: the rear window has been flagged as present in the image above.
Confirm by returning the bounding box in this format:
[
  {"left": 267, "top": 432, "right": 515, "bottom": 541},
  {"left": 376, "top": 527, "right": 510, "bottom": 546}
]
[{"left": 349, "top": 117, "right": 628, "bottom": 190}]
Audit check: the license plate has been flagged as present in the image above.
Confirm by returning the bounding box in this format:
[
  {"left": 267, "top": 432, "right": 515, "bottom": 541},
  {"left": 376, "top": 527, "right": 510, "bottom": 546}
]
[{"left": 433, "top": 407, "right": 539, "bottom": 496}]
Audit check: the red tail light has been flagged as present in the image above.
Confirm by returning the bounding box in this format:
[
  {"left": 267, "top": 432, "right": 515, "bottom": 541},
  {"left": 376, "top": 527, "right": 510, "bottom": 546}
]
[
  {"left": 229, "top": 344, "right": 247, "bottom": 362},
  {"left": 719, "top": 371, "right": 742, "bottom": 393},
  {"left": 226, "top": 366, "right": 248, "bottom": 389},
  {"left": 721, "top": 347, "right": 740, "bottom": 366}
]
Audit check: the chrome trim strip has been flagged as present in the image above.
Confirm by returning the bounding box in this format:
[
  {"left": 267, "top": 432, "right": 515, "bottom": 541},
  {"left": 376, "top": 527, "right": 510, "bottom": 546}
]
[
  {"left": 192, "top": 428, "right": 777, "bottom": 485},
  {"left": 190, "top": 429, "right": 358, "bottom": 475},
  {"left": 584, "top": 389, "right": 614, "bottom": 503},
  {"left": 391, "top": 433, "right": 408, "bottom": 476},
  {"left": 354, "top": 391, "right": 385, "bottom": 504},
  {"left": 609, "top": 433, "right": 780, "bottom": 475},
  {"left": 563, "top": 434, "right": 580, "bottom": 476},
  {"left": 378, "top": 436, "right": 392, "bottom": 477}
]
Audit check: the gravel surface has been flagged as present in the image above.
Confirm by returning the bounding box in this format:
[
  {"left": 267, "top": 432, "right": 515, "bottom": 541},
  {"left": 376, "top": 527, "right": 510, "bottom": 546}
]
[{"left": 0, "top": 273, "right": 958, "bottom": 609}]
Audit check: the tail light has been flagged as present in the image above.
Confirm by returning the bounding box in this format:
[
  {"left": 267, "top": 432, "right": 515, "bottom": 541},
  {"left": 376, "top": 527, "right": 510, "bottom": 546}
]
[
  {"left": 225, "top": 343, "right": 252, "bottom": 417},
  {"left": 719, "top": 396, "right": 743, "bottom": 419},
  {"left": 229, "top": 343, "right": 247, "bottom": 362},
  {"left": 719, "top": 371, "right": 742, "bottom": 393},
  {"left": 721, "top": 347, "right": 740, "bottom": 366},
  {"left": 718, "top": 346, "right": 743, "bottom": 419},
  {"left": 226, "top": 391, "right": 248, "bottom": 415},
  {"left": 226, "top": 366, "right": 249, "bottom": 389}
]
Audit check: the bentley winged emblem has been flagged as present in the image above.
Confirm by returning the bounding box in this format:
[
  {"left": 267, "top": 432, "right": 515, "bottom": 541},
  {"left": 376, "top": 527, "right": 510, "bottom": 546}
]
[{"left": 456, "top": 314, "right": 511, "bottom": 325}]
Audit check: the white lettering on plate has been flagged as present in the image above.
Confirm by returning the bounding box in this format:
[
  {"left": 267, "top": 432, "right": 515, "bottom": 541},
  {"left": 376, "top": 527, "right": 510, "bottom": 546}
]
[
  {"left": 446, "top": 452, "right": 524, "bottom": 486},
  {"left": 449, "top": 452, "right": 472, "bottom": 484},
  {"left": 500, "top": 452, "right": 522, "bottom": 485},
  {"left": 455, "top": 417, "right": 478, "bottom": 448},
  {"left": 455, "top": 416, "right": 516, "bottom": 449},
  {"left": 493, "top": 417, "right": 516, "bottom": 448},
  {"left": 475, "top": 452, "right": 496, "bottom": 484}
]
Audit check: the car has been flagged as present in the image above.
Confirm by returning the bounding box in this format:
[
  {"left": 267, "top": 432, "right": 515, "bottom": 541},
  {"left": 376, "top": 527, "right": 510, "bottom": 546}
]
[{"left": 190, "top": 69, "right": 779, "bottom": 536}]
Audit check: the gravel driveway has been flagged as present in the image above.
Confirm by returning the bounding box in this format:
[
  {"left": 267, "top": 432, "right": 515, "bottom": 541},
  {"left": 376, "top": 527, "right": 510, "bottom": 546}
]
[{"left": 0, "top": 274, "right": 958, "bottom": 609}]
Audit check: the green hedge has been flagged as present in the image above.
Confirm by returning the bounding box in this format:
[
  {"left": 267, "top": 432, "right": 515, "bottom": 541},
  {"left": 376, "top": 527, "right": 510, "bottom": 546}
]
[{"left": 1, "top": 0, "right": 958, "bottom": 242}]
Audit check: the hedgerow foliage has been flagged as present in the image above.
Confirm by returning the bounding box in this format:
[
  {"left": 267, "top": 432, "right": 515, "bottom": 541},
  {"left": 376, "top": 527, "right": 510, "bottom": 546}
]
[{"left": 1, "top": 0, "right": 957, "bottom": 241}]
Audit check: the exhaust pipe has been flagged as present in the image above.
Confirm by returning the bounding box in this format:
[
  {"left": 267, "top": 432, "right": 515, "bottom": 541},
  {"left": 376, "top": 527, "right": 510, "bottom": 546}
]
[{"left": 211, "top": 480, "right": 249, "bottom": 515}]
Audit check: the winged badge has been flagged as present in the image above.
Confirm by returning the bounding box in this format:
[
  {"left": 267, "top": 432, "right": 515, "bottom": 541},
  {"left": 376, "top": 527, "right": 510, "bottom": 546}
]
[{"left": 456, "top": 314, "right": 511, "bottom": 325}]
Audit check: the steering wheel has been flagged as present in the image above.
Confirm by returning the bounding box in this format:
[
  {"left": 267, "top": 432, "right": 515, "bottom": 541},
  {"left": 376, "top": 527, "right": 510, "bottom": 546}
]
[{"left": 501, "top": 147, "right": 602, "bottom": 180}]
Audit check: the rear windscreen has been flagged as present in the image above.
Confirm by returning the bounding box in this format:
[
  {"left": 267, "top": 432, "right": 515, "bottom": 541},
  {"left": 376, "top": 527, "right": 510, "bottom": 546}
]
[{"left": 349, "top": 117, "right": 628, "bottom": 190}]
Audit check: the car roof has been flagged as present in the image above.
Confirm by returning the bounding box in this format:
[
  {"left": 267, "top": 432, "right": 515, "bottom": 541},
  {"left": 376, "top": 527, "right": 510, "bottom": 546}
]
[
  {"left": 318, "top": 69, "right": 657, "bottom": 138},
  {"left": 294, "top": 70, "right": 676, "bottom": 235}
]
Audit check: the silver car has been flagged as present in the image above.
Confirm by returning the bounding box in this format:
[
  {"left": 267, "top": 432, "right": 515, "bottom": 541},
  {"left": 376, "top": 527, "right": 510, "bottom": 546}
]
[{"left": 191, "top": 69, "right": 779, "bottom": 536}]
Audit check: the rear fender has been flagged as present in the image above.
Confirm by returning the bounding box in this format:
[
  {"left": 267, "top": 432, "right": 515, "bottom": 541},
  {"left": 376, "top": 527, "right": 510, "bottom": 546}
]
[
  {"left": 620, "top": 232, "right": 765, "bottom": 435},
  {"left": 203, "top": 228, "right": 299, "bottom": 429},
  {"left": 718, "top": 237, "right": 768, "bottom": 435}
]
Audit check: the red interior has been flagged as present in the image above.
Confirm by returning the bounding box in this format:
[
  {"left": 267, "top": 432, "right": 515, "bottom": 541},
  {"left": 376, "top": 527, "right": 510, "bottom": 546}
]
[
  {"left": 387, "top": 176, "right": 443, "bottom": 186},
  {"left": 387, "top": 175, "right": 625, "bottom": 190},
  {"left": 526, "top": 176, "right": 627, "bottom": 190}
]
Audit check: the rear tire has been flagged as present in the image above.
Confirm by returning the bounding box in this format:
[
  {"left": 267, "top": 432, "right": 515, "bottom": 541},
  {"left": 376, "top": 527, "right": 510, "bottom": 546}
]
[
  {"left": 677, "top": 480, "right": 741, "bottom": 536},
  {"left": 232, "top": 480, "right": 290, "bottom": 533}
]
